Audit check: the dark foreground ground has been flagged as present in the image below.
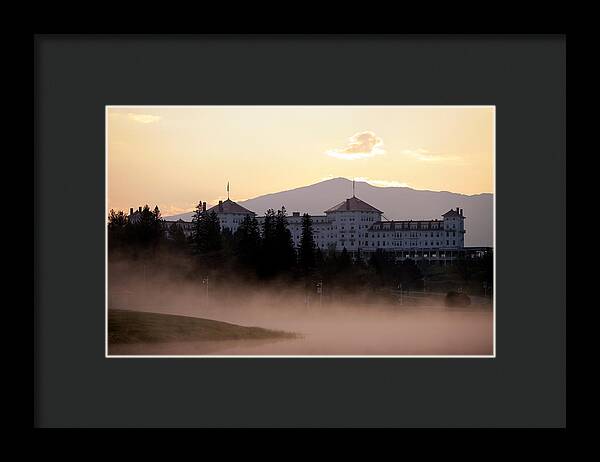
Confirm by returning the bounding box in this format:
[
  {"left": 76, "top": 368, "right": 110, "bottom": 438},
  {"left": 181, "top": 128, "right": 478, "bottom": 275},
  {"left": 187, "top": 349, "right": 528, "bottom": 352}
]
[{"left": 108, "top": 309, "right": 296, "bottom": 354}]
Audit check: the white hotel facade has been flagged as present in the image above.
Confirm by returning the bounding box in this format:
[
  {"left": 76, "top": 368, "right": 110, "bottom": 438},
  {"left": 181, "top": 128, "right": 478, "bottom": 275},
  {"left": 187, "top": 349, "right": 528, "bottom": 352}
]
[{"left": 160, "top": 194, "right": 472, "bottom": 262}]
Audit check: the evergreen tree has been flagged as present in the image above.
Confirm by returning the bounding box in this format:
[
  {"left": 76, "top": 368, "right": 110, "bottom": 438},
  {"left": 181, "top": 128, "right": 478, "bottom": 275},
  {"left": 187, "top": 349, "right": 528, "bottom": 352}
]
[
  {"left": 152, "top": 205, "right": 163, "bottom": 240},
  {"left": 108, "top": 209, "right": 128, "bottom": 230},
  {"left": 274, "top": 207, "right": 296, "bottom": 273},
  {"left": 258, "top": 207, "right": 295, "bottom": 278},
  {"left": 189, "top": 203, "right": 221, "bottom": 255},
  {"left": 190, "top": 201, "right": 204, "bottom": 255},
  {"left": 221, "top": 227, "right": 234, "bottom": 246},
  {"left": 262, "top": 209, "right": 277, "bottom": 242},
  {"left": 234, "top": 215, "right": 261, "bottom": 271},
  {"left": 298, "top": 213, "right": 316, "bottom": 275},
  {"left": 259, "top": 209, "right": 277, "bottom": 278},
  {"left": 129, "top": 204, "right": 163, "bottom": 249},
  {"left": 168, "top": 222, "right": 188, "bottom": 249},
  {"left": 107, "top": 209, "right": 128, "bottom": 250},
  {"left": 199, "top": 211, "right": 222, "bottom": 254}
]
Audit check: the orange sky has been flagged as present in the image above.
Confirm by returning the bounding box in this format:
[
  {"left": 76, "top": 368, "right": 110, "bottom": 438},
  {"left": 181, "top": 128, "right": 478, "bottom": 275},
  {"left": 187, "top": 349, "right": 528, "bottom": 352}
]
[{"left": 107, "top": 106, "right": 494, "bottom": 216}]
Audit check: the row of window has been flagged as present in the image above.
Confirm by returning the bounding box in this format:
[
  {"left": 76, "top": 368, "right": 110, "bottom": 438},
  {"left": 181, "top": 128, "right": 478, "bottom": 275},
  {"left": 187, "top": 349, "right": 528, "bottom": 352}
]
[
  {"left": 339, "top": 240, "right": 459, "bottom": 248},
  {"left": 370, "top": 231, "right": 457, "bottom": 238},
  {"left": 336, "top": 216, "right": 377, "bottom": 222}
]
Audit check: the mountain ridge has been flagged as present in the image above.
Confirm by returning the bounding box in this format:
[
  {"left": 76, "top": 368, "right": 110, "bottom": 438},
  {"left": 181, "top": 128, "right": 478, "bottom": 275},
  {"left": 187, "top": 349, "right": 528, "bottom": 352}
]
[{"left": 165, "top": 178, "right": 493, "bottom": 246}]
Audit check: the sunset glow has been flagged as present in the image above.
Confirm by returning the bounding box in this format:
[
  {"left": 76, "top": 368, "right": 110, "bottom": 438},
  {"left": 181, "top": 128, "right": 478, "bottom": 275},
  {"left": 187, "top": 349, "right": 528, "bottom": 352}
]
[{"left": 107, "top": 106, "right": 494, "bottom": 216}]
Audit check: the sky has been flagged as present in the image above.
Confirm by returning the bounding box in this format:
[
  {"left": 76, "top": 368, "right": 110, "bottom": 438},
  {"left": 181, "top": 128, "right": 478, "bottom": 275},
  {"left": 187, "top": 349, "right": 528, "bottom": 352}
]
[{"left": 107, "top": 106, "right": 494, "bottom": 216}]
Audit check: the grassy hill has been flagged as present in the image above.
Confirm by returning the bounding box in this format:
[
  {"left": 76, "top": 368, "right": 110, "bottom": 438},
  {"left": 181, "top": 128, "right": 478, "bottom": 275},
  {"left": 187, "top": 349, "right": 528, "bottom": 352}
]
[{"left": 108, "top": 309, "right": 296, "bottom": 344}]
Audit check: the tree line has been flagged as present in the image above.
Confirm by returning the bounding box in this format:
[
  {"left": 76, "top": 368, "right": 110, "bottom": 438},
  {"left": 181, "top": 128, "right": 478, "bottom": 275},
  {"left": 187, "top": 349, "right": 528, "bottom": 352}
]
[
  {"left": 108, "top": 203, "right": 331, "bottom": 281},
  {"left": 108, "top": 202, "right": 492, "bottom": 296}
]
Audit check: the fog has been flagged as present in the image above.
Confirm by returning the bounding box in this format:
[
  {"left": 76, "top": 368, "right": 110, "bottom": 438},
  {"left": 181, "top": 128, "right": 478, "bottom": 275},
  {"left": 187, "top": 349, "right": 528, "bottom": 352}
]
[{"left": 108, "top": 260, "right": 493, "bottom": 356}]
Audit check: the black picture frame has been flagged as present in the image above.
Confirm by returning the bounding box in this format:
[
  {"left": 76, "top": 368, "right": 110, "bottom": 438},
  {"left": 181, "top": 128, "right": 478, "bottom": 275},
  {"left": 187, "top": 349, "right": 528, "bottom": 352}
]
[{"left": 34, "top": 34, "right": 566, "bottom": 428}]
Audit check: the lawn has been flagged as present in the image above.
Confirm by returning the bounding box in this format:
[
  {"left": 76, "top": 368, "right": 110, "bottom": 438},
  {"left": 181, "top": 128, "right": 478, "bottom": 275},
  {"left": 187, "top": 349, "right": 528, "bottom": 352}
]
[{"left": 108, "top": 309, "right": 297, "bottom": 344}]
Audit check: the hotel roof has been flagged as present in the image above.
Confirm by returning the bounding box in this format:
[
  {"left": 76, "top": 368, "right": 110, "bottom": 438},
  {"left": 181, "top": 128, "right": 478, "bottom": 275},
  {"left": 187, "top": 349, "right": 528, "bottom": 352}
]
[
  {"left": 324, "top": 196, "right": 383, "bottom": 214},
  {"left": 442, "top": 209, "right": 463, "bottom": 218},
  {"left": 206, "top": 199, "right": 255, "bottom": 215}
]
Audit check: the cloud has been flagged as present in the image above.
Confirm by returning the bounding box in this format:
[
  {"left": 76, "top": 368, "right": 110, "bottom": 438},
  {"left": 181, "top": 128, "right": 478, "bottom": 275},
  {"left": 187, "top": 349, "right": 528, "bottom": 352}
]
[
  {"left": 402, "top": 148, "right": 464, "bottom": 163},
  {"left": 127, "top": 113, "right": 161, "bottom": 124},
  {"left": 355, "top": 177, "right": 410, "bottom": 188},
  {"left": 326, "top": 130, "right": 385, "bottom": 160}
]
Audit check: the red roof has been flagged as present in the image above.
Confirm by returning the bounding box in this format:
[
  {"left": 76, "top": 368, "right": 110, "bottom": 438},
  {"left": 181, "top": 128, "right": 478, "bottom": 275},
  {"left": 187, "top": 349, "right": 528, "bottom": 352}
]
[
  {"left": 324, "top": 197, "right": 383, "bottom": 214},
  {"left": 206, "top": 199, "right": 254, "bottom": 215}
]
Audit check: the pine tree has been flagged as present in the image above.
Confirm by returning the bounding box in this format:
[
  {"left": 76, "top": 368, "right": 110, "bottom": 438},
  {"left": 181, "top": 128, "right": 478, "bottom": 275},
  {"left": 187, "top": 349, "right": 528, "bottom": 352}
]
[
  {"left": 190, "top": 201, "right": 204, "bottom": 255},
  {"left": 108, "top": 209, "right": 128, "bottom": 230},
  {"left": 298, "top": 213, "right": 316, "bottom": 275},
  {"left": 259, "top": 209, "right": 277, "bottom": 278},
  {"left": 129, "top": 204, "right": 163, "bottom": 248},
  {"left": 262, "top": 209, "right": 276, "bottom": 242},
  {"left": 107, "top": 209, "right": 128, "bottom": 250},
  {"left": 199, "top": 211, "right": 222, "bottom": 254},
  {"left": 152, "top": 206, "right": 163, "bottom": 238},
  {"left": 168, "top": 222, "right": 187, "bottom": 249},
  {"left": 234, "top": 215, "right": 261, "bottom": 270},
  {"left": 275, "top": 207, "right": 296, "bottom": 273}
]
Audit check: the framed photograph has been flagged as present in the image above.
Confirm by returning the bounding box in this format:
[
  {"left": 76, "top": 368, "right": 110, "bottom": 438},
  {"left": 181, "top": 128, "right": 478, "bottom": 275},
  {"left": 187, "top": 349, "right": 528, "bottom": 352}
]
[
  {"left": 105, "top": 105, "right": 495, "bottom": 358},
  {"left": 35, "top": 34, "right": 565, "bottom": 428}
]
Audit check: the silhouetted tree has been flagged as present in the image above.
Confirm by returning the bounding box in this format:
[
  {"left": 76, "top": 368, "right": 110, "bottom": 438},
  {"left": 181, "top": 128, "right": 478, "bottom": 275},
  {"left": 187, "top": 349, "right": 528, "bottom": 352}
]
[
  {"left": 152, "top": 206, "right": 163, "bottom": 238},
  {"left": 234, "top": 215, "right": 261, "bottom": 272},
  {"left": 221, "top": 227, "right": 234, "bottom": 247},
  {"left": 275, "top": 207, "right": 296, "bottom": 273},
  {"left": 199, "top": 211, "right": 222, "bottom": 254},
  {"left": 397, "top": 259, "right": 424, "bottom": 290},
  {"left": 338, "top": 247, "right": 352, "bottom": 270},
  {"left": 190, "top": 201, "right": 205, "bottom": 255},
  {"left": 108, "top": 209, "right": 128, "bottom": 249},
  {"left": 298, "top": 213, "right": 316, "bottom": 276},
  {"left": 258, "top": 207, "right": 296, "bottom": 278},
  {"left": 128, "top": 204, "right": 164, "bottom": 249},
  {"left": 258, "top": 209, "right": 277, "bottom": 278},
  {"left": 168, "top": 222, "right": 188, "bottom": 250}
]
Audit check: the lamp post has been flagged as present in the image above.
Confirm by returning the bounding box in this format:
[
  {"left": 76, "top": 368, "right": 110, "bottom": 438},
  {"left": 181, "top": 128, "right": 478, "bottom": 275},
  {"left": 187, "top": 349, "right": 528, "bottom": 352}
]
[
  {"left": 316, "top": 280, "right": 323, "bottom": 308},
  {"left": 202, "top": 276, "right": 209, "bottom": 305}
]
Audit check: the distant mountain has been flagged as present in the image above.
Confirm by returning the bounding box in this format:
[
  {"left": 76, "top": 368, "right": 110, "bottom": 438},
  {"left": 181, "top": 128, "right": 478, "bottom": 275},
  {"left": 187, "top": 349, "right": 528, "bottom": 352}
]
[{"left": 165, "top": 178, "right": 493, "bottom": 247}]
